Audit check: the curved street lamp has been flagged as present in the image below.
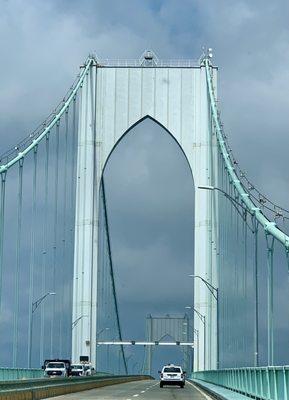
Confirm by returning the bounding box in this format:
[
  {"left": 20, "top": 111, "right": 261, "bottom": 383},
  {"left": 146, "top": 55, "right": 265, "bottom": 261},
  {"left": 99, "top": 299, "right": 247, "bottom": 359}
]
[
  {"left": 72, "top": 315, "right": 88, "bottom": 329},
  {"left": 190, "top": 274, "right": 219, "bottom": 369},
  {"left": 185, "top": 306, "right": 206, "bottom": 369},
  {"left": 28, "top": 292, "right": 56, "bottom": 368}
]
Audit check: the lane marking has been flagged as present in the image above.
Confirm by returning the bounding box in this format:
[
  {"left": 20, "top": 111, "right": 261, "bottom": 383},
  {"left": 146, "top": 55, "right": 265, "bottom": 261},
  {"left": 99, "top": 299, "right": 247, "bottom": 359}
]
[
  {"left": 141, "top": 390, "right": 146, "bottom": 393},
  {"left": 186, "top": 381, "right": 213, "bottom": 400},
  {"left": 133, "top": 395, "right": 139, "bottom": 397}
]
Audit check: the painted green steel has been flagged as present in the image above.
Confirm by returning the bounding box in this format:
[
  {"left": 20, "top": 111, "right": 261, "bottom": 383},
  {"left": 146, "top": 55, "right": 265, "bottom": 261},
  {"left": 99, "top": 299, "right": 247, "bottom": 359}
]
[
  {"left": 0, "top": 368, "right": 115, "bottom": 382},
  {"left": 191, "top": 378, "right": 251, "bottom": 399},
  {"left": 204, "top": 58, "right": 289, "bottom": 250},
  {"left": 0, "top": 367, "right": 43, "bottom": 380},
  {"left": 192, "top": 367, "right": 289, "bottom": 400},
  {"left": 0, "top": 57, "right": 94, "bottom": 174}
]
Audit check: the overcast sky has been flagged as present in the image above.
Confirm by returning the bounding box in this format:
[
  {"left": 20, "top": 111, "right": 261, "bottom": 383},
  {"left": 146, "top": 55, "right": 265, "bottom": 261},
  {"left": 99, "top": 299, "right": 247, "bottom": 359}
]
[{"left": 0, "top": 0, "right": 289, "bottom": 372}]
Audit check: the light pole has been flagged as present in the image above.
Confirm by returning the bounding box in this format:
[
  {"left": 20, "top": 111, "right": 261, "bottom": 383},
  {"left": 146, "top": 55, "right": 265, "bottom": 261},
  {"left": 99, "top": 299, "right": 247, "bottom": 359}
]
[
  {"left": 72, "top": 315, "right": 88, "bottom": 329},
  {"left": 199, "top": 185, "right": 259, "bottom": 367},
  {"left": 198, "top": 185, "right": 254, "bottom": 214},
  {"left": 132, "top": 361, "right": 138, "bottom": 374},
  {"left": 126, "top": 354, "right": 133, "bottom": 374},
  {"left": 118, "top": 349, "right": 121, "bottom": 374},
  {"left": 28, "top": 292, "right": 55, "bottom": 368},
  {"left": 183, "top": 320, "right": 196, "bottom": 373},
  {"left": 95, "top": 327, "right": 109, "bottom": 371},
  {"left": 190, "top": 274, "right": 219, "bottom": 369},
  {"left": 194, "top": 329, "right": 199, "bottom": 371},
  {"left": 185, "top": 306, "right": 206, "bottom": 370},
  {"left": 96, "top": 327, "right": 110, "bottom": 338}
]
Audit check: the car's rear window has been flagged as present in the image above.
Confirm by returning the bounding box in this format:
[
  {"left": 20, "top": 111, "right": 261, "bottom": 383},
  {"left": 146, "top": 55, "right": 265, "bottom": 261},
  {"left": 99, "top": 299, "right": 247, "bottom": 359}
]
[
  {"left": 163, "top": 367, "right": 181, "bottom": 372},
  {"left": 47, "top": 363, "right": 65, "bottom": 369}
]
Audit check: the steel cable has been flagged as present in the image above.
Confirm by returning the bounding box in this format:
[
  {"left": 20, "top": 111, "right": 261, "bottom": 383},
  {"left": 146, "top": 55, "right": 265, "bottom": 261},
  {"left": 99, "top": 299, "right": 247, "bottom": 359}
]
[
  {"left": 40, "top": 133, "right": 50, "bottom": 364},
  {"left": 101, "top": 180, "right": 128, "bottom": 374},
  {"left": 0, "top": 171, "right": 7, "bottom": 316},
  {"left": 50, "top": 122, "right": 60, "bottom": 358},
  {"left": 12, "top": 158, "right": 24, "bottom": 367},
  {"left": 28, "top": 146, "right": 38, "bottom": 367},
  {"left": 59, "top": 109, "right": 69, "bottom": 357}
]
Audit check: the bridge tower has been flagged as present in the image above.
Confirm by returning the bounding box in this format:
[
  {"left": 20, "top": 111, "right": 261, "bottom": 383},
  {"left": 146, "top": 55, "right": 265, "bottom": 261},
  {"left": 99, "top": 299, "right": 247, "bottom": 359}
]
[{"left": 72, "top": 51, "right": 218, "bottom": 370}]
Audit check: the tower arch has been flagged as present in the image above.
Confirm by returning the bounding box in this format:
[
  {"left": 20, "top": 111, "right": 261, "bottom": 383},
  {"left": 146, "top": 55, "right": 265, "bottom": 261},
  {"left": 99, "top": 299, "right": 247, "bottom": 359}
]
[{"left": 100, "top": 115, "right": 195, "bottom": 180}]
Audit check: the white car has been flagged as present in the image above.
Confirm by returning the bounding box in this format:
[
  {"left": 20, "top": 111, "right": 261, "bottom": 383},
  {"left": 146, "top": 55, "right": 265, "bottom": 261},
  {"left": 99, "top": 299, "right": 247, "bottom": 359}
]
[
  {"left": 159, "top": 364, "right": 185, "bottom": 388},
  {"left": 83, "top": 364, "right": 93, "bottom": 376},
  {"left": 44, "top": 361, "right": 67, "bottom": 377},
  {"left": 70, "top": 364, "right": 85, "bottom": 377}
]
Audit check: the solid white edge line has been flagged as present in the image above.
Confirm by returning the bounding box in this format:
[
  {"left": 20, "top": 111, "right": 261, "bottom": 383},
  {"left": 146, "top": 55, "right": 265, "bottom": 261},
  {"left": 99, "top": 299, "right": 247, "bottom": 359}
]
[{"left": 186, "top": 381, "right": 214, "bottom": 400}]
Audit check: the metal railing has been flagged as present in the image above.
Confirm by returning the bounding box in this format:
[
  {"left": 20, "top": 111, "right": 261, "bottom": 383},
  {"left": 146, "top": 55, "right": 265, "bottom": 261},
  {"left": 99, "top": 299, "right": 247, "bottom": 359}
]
[
  {"left": 96, "top": 59, "right": 199, "bottom": 68},
  {"left": 192, "top": 366, "right": 289, "bottom": 400},
  {"left": 0, "top": 367, "right": 43, "bottom": 381}
]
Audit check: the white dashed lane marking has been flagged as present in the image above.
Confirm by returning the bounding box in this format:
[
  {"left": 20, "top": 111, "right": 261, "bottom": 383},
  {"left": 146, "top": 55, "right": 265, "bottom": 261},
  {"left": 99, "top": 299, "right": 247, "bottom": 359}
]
[{"left": 186, "top": 381, "right": 214, "bottom": 399}]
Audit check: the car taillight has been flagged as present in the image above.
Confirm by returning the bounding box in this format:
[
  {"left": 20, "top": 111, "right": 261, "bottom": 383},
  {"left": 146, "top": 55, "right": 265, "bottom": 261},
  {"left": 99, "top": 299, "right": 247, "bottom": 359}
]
[
  {"left": 160, "top": 373, "right": 163, "bottom": 378},
  {"left": 181, "top": 374, "right": 184, "bottom": 378}
]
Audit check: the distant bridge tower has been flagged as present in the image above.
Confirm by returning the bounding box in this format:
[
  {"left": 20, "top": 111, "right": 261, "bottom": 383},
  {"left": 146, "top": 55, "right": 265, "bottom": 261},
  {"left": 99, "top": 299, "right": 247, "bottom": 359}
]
[
  {"left": 143, "top": 314, "right": 193, "bottom": 375},
  {"left": 72, "top": 51, "right": 218, "bottom": 370}
]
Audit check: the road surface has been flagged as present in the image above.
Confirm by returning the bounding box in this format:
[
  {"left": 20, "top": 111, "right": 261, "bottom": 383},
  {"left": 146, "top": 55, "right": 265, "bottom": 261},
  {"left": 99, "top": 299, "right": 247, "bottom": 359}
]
[{"left": 45, "top": 379, "right": 212, "bottom": 399}]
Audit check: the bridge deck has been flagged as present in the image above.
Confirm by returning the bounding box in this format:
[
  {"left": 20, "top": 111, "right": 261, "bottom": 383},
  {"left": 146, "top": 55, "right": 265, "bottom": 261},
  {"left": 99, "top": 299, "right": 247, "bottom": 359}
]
[{"left": 44, "top": 380, "right": 211, "bottom": 400}]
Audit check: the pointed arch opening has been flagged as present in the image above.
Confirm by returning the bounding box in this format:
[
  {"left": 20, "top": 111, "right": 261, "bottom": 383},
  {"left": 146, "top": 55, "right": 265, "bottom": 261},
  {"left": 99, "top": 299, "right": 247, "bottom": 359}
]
[{"left": 97, "top": 116, "right": 195, "bottom": 376}]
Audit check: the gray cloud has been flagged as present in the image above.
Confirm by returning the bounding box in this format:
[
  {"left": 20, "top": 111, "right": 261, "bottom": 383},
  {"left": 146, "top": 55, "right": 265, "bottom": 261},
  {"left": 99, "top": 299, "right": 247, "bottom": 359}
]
[{"left": 0, "top": 0, "right": 288, "bottom": 373}]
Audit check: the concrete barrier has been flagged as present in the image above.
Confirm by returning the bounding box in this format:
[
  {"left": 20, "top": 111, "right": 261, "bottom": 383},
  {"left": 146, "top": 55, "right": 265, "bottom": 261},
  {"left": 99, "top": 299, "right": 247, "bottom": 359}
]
[{"left": 0, "top": 375, "right": 152, "bottom": 399}]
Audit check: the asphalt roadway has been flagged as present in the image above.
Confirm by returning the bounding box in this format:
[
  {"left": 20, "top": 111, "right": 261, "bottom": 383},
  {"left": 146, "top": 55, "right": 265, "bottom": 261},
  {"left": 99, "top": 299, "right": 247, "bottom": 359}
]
[{"left": 45, "top": 379, "right": 213, "bottom": 400}]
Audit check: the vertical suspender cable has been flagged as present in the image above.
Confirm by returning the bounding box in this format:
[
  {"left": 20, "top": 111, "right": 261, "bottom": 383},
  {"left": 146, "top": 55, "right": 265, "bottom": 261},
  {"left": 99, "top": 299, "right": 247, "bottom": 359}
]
[
  {"left": 50, "top": 121, "right": 60, "bottom": 358},
  {"left": 0, "top": 171, "right": 7, "bottom": 315},
  {"left": 266, "top": 234, "right": 275, "bottom": 365},
  {"left": 70, "top": 97, "right": 76, "bottom": 267},
  {"left": 241, "top": 214, "right": 246, "bottom": 362},
  {"left": 13, "top": 158, "right": 24, "bottom": 367},
  {"left": 40, "top": 133, "right": 50, "bottom": 365},
  {"left": 71, "top": 96, "right": 77, "bottom": 200},
  {"left": 252, "top": 217, "right": 259, "bottom": 367},
  {"left": 68, "top": 96, "right": 77, "bottom": 356},
  {"left": 60, "top": 109, "right": 69, "bottom": 356},
  {"left": 28, "top": 146, "right": 38, "bottom": 367}
]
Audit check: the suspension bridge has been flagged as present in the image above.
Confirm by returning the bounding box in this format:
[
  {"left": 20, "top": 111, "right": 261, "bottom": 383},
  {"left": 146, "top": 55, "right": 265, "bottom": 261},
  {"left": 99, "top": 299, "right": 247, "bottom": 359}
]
[{"left": 0, "top": 49, "right": 288, "bottom": 400}]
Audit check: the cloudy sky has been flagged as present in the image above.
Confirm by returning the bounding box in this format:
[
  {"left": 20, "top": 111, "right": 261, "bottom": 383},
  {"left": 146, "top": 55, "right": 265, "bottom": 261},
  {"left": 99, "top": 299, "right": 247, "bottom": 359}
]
[{"left": 0, "top": 0, "right": 289, "bottom": 372}]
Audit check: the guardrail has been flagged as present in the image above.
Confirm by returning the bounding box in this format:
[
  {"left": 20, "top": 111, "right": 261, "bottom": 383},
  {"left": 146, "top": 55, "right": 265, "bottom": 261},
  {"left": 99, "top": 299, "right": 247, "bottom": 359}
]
[
  {"left": 0, "top": 368, "right": 111, "bottom": 381},
  {"left": 0, "top": 374, "right": 152, "bottom": 399},
  {"left": 0, "top": 368, "right": 43, "bottom": 381},
  {"left": 192, "top": 366, "right": 289, "bottom": 400}
]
